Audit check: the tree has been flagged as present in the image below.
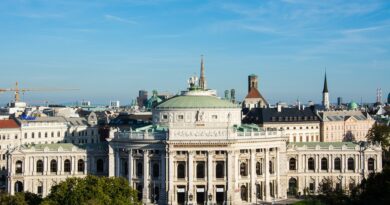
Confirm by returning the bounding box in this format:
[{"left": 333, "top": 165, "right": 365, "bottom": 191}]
[
  {"left": 0, "top": 191, "right": 42, "bottom": 205},
  {"left": 356, "top": 168, "right": 390, "bottom": 205},
  {"left": 366, "top": 124, "right": 390, "bottom": 167},
  {"left": 366, "top": 124, "right": 390, "bottom": 149},
  {"left": 41, "top": 175, "right": 140, "bottom": 205},
  {"left": 316, "top": 178, "right": 349, "bottom": 205}
]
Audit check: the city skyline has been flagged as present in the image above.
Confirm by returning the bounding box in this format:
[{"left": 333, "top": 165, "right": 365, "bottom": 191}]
[{"left": 0, "top": 0, "right": 389, "bottom": 104}]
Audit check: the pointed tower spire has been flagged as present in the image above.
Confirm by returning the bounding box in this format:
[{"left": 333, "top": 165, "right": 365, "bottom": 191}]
[
  {"left": 322, "top": 71, "right": 330, "bottom": 110},
  {"left": 323, "top": 72, "right": 328, "bottom": 93},
  {"left": 198, "top": 55, "right": 206, "bottom": 90}
]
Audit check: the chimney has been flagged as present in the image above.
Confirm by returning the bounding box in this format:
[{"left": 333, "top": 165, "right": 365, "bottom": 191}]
[{"left": 277, "top": 103, "right": 282, "bottom": 112}]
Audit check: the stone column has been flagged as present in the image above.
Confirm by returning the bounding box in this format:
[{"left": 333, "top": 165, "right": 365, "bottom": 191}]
[
  {"left": 328, "top": 154, "right": 332, "bottom": 173},
  {"left": 265, "top": 148, "right": 270, "bottom": 201},
  {"left": 354, "top": 154, "right": 358, "bottom": 173},
  {"left": 225, "top": 150, "right": 235, "bottom": 204},
  {"left": 115, "top": 150, "right": 120, "bottom": 177},
  {"left": 207, "top": 151, "right": 213, "bottom": 202},
  {"left": 84, "top": 156, "right": 87, "bottom": 175},
  {"left": 44, "top": 156, "right": 48, "bottom": 175},
  {"left": 188, "top": 151, "right": 194, "bottom": 199},
  {"left": 276, "top": 148, "right": 280, "bottom": 198},
  {"left": 168, "top": 151, "right": 174, "bottom": 203},
  {"left": 128, "top": 150, "right": 133, "bottom": 186},
  {"left": 160, "top": 150, "right": 167, "bottom": 204},
  {"left": 250, "top": 149, "right": 256, "bottom": 203},
  {"left": 143, "top": 150, "right": 150, "bottom": 204},
  {"left": 108, "top": 144, "right": 115, "bottom": 177}
]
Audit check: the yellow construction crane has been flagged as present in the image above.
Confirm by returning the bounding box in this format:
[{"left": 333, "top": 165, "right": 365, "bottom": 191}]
[{"left": 0, "top": 81, "right": 79, "bottom": 102}]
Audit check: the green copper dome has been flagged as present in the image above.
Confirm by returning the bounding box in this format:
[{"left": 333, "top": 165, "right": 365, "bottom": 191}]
[
  {"left": 348, "top": 101, "right": 358, "bottom": 110},
  {"left": 146, "top": 90, "right": 162, "bottom": 109},
  {"left": 156, "top": 95, "right": 239, "bottom": 109}
]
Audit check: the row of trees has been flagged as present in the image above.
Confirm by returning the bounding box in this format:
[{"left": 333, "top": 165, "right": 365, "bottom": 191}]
[
  {"left": 297, "top": 167, "right": 390, "bottom": 205},
  {"left": 0, "top": 175, "right": 140, "bottom": 205}
]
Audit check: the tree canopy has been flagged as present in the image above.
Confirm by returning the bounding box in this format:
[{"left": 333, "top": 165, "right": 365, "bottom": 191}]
[{"left": 41, "top": 175, "right": 139, "bottom": 205}]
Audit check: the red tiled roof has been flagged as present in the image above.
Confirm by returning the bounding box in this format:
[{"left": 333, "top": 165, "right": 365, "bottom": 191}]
[
  {"left": 0, "top": 119, "right": 20, "bottom": 129},
  {"left": 245, "top": 88, "right": 262, "bottom": 98}
]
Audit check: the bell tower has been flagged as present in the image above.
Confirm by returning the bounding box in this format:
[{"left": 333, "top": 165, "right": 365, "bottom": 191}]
[{"left": 248, "top": 74, "right": 258, "bottom": 92}]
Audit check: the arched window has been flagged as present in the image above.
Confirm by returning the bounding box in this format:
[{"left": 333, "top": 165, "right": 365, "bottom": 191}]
[
  {"left": 334, "top": 158, "right": 341, "bottom": 170},
  {"left": 50, "top": 159, "right": 57, "bottom": 173},
  {"left": 308, "top": 158, "right": 315, "bottom": 170},
  {"left": 240, "top": 162, "right": 248, "bottom": 176},
  {"left": 269, "top": 161, "right": 274, "bottom": 174},
  {"left": 36, "top": 160, "right": 44, "bottom": 173},
  {"left": 136, "top": 162, "right": 143, "bottom": 177},
  {"left": 14, "top": 181, "right": 23, "bottom": 193},
  {"left": 153, "top": 163, "right": 159, "bottom": 178},
  {"left": 289, "top": 158, "right": 296, "bottom": 170},
  {"left": 368, "top": 158, "right": 375, "bottom": 171},
  {"left": 57, "top": 131, "right": 60, "bottom": 137},
  {"left": 348, "top": 158, "right": 354, "bottom": 171},
  {"left": 177, "top": 162, "right": 185, "bottom": 179},
  {"left": 196, "top": 162, "right": 205, "bottom": 179},
  {"left": 45, "top": 132, "right": 48, "bottom": 138},
  {"left": 96, "top": 159, "right": 104, "bottom": 173},
  {"left": 64, "top": 159, "right": 71, "bottom": 172},
  {"left": 15, "top": 160, "right": 23, "bottom": 174},
  {"left": 78, "top": 159, "right": 84, "bottom": 172},
  {"left": 321, "top": 158, "right": 328, "bottom": 170},
  {"left": 256, "top": 162, "right": 262, "bottom": 175},
  {"left": 215, "top": 161, "right": 224, "bottom": 178},
  {"left": 240, "top": 185, "right": 248, "bottom": 201},
  {"left": 38, "top": 132, "right": 41, "bottom": 138}
]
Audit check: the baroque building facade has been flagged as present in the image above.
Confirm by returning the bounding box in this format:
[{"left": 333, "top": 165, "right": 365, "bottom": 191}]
[{"left": 3, "top": 62, "right": 383, "bottom": 205}]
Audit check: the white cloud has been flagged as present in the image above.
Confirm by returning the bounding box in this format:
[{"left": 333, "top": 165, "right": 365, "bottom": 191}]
[{"left": 104, "top": 14, "right": 137, "bottom": 24}]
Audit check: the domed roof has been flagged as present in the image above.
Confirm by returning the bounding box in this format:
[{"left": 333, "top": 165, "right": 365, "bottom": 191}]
[
  {"left": 146, "top": 90, "right": 163, "bottom": 109},
  {"left": 156, "top": 95, "right": 239, "bottom": 109},
  {"left": 348, "top": 101, "right": 358, "bottom": 110}
]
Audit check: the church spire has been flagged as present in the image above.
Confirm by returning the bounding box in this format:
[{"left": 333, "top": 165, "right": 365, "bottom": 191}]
[
  {"left": 323, "top": 72, "right": 328, "bottom": 93},
  {"left": 199, "top": 55, "right": 206, "bottom": 90}
]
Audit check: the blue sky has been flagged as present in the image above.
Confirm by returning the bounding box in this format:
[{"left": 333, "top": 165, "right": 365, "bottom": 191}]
[{"left": 0, "top": 0, "right": 389, "bottom": 105}]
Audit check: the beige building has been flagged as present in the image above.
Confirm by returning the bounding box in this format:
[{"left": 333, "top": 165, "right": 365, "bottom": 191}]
[
  {"left": 318, "top": 111, "right": 375, "bottom": 142},
  {"left": 243, "top": 106, "right": 321, "bottom": 143},
  {"left": 287, "top": 142, "right": 382, "bottom": 195}
]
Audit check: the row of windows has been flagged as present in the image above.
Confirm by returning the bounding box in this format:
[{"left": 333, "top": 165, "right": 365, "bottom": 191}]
[
  {"left": 271, "top": 116, "right": 318, "bottom": 122},
  {"left": 15, "top": 159, "right": 86, "bottom": 174},
  {"left": 175, "top": 161, "right": 225, "bottom": 179},
  {"left": 290, "top": 135, "right": 320, "bottom": 142},
  {"left": 135, "top": 161, "right": 160, "bottom": 178},
  {"left": 161, "top": 114, "right": 220, "bottom": 121},
  {"left": 14, "top": 158, "right": 106, "bottom": 174},
  {"left": 286, "top": 126, "right": 319, "bottom": 130},
  {"left": 325, "top": 125, "right": 370, "bottom": 130},
  {"left": 288, "top": 157, "right": 376, "bottom": 171}
]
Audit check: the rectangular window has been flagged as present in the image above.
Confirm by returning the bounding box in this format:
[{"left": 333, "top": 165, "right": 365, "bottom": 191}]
[
  {"left": 162, "top": 115, "right": 168, "bottom": 120},
  {"left": 178, "top": 115, "right": 184, "bottom": 120},
  {"left": 212, "top": 115, "right": 218, "bottom": 119},
  {"left": 37, "top": 186, "right": 43, "bottom": 194},
  {"left": 309, "top": 183, "right": 315, "bottom": 192}
]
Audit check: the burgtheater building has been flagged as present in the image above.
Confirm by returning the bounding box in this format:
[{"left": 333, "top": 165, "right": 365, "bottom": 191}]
[{"left": 6, "top": 62, "right": 382, "bottom": 205}]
